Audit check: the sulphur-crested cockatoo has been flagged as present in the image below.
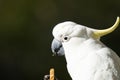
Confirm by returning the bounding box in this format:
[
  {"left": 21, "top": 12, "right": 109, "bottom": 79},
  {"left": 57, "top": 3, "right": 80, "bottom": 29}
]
[{"left": 51, "top": 17, "right": 120, "bottom": 80}]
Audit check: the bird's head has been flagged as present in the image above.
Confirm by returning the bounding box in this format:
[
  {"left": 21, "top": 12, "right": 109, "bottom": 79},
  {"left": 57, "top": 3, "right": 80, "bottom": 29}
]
[{"left": 51, "top": 17, "right": 120, "bottom": 56}]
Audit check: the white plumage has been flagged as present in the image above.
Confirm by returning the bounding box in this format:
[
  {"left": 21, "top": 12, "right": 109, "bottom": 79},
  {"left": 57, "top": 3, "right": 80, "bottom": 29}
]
[{"left": 51, "top": 17, "right": 120, "bottom": 80}]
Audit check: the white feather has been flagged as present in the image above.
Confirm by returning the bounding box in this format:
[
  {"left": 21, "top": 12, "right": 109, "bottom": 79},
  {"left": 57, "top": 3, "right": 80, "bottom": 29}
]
[{"left": 53, "top": 21, "right": 120, "bottom": 80}]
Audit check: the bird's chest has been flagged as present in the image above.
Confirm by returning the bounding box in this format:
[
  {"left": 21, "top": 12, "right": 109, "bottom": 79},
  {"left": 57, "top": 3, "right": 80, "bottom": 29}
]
[{"left": 66, "top": 51, "right": 102, "bottom": 80}]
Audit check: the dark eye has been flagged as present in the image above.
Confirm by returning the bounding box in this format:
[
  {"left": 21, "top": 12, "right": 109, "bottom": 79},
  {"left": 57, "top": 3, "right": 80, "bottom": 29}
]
[
  {"left": 64, "top": 36, "right": 68, "bottom": 40},
  {"left": 63, "top": 36, "right": 70, "bottom": 42}
]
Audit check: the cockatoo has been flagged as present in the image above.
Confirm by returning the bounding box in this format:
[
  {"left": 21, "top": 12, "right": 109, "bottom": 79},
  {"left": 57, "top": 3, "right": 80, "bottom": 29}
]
[{"left": 51, "top": 17, "right": 120, "bottom": 80}]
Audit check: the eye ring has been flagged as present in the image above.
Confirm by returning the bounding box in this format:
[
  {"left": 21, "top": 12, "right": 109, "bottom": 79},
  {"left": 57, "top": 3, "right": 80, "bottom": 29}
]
[
  {"left": 64, "top": 36, "right": 68, "bottom": 40},
  {"left": 63, "top": 36, "right": 70, "bottom": 42}
]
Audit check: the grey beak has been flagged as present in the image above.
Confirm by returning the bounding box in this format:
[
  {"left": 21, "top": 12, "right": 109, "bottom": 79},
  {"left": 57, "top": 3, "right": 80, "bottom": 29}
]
[{"left": 51, "top": 39, "right": 65, "bottom": 56}]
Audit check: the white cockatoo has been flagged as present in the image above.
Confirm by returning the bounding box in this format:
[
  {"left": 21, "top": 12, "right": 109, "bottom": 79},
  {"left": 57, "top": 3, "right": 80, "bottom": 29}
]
[{"left": 51, "top": 17, "right": 120, "bottom": 80}]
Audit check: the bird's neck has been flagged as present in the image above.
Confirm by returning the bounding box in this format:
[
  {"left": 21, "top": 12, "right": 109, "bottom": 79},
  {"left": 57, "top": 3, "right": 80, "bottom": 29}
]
[{"left": 63, "top": 38, "right": 105, "bottom": 64}]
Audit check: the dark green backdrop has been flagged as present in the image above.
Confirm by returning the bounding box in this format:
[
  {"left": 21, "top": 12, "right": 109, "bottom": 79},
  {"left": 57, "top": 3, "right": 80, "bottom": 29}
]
[{"left": 0, "top": 0, "right": 120, "bottom": 80}]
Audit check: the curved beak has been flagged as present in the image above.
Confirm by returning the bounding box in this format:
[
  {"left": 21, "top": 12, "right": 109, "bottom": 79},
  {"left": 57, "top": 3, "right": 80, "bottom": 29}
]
[{"left": 51, "top": 39, "right": 65, "bottom": 56}]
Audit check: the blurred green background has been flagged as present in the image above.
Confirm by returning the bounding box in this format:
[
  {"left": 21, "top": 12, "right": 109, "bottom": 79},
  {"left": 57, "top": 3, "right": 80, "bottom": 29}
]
[{"left": 0, "top": 0, "right": 120, "bottom": 80}]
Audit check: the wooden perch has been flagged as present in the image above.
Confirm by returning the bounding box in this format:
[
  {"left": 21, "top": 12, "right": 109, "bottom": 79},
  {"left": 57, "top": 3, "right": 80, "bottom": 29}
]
[{"left": 50, "top": 68, "right": 54, "bottom": 80}]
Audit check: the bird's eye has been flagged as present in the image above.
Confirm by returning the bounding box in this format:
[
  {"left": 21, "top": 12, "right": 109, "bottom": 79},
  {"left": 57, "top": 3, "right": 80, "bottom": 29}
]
[
  {"left": 64, "top": 36, "right": 68, "bottom": 40},
  {"left": 63, "top": 36, "right": 70, "bottom": 42}
]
